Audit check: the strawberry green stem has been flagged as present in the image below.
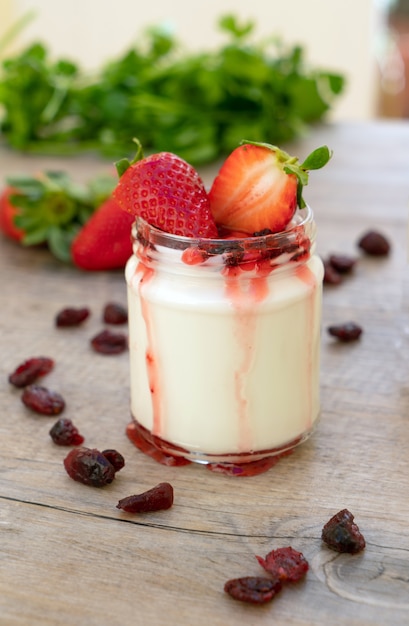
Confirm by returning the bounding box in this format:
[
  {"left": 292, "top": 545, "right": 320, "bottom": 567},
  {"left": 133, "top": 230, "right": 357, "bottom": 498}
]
[{"left": 115, "top": 138, "right": 144, "bottom": 177}]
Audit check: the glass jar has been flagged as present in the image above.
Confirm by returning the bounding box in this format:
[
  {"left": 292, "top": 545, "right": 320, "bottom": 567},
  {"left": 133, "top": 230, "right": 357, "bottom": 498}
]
[{"left": 125, "top": 206, "right": 323, "bottom": 476}]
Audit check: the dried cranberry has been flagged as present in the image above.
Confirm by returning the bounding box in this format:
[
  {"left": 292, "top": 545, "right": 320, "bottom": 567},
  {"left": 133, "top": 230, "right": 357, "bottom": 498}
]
[
  {"left": 117, "top": 482, "right": 174, "bottom": 513},
  {"left": 101, "top": 449, "right": 125, "bottom": 472},
  {"left": 358, "top": 230, "right": 390, "bottom": 256},
  {"left": 49, "top": 418, "right": 84, "bottom": 446},
  {"left": 22, "top": 385, "right": 65, "bottom": 415},
  {"left": 323, "top": 258, "right": 343, "bottom": 285},
  {"left": 63, "top": 447, "right": 116, "bottom": 486},
  {"left": 256, "top": 547, "right": 309, "bottom": 583},
  {"left": 322, "top": 509, "right": 366, "bottom": 554},
  {"left": 8, "top": 356, "right": 54, "bottom": 388},
  {"left": 224, "top": 577, "right": 282, "bottom": 604},
  {"left": 56, "top": 307, "right": 90, "bottom": 327},
  {"left": 328, "top": 322, "right": 362, "bottom": 342},
  {"left": 103, "top": 303, "right": 128, "bottom": 325},
  {"left": 90, "top": 330, "right": 128, "bottom": 354},
  {"left": 329, "top": 254, "right": 357, "bottom": 273}
]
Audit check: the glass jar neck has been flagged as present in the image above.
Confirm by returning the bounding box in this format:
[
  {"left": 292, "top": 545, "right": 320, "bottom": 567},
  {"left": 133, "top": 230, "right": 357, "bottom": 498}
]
[{"left": 132, "top": 206, "right": 316, "bottom": 275}]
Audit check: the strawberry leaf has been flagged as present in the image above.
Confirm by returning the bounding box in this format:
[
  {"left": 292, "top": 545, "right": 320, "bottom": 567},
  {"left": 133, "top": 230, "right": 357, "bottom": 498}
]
[
  {"left": 48, "top": 224, "right": 80, "bottom": 262},
  {"left": 7, "top": 177, "right": 45, "bottom": 198},
  {"left": 301, "top": 145, "right": 332, "bottom": 170},
  {"left": 5, "top": 170, "right": 114, "bottom": 263},
  {"left": 115, "top": 138, "right": 144, "bottom": 178},
  {"left": 21, "top": 225, "right": 51, "bottom": 246},
  {"left": 115, "top": 158, "right": 132, "bottom": 178}
]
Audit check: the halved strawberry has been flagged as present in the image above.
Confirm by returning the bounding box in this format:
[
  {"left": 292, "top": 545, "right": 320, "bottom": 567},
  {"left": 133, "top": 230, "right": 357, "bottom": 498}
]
[
  {"left": 113, "top": 141, "right": 218, "bottom": 239},
  {"left": 71, "top": 197, "right": 134, "bottom": 271},
  {"left": 209, "top": 141, "right": 331, "bottom": 234}
]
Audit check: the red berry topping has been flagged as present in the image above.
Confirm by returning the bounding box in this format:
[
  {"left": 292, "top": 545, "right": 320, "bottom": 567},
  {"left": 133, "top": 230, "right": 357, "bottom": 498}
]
[
  {"left": 113, "top": 143, "right": 218, "bottom": 238},
  {"left": 210, "top": 143, "right": 297, "bottom": 234},
  {"left": 63, "top": 447, "right": 116, "bottom": 487},
  {"left": 322, "top": 509, "right": 366, "bottom": 554},
  {"left": 8, "top": 356, "right": 54, "bottom": 388},
  {"left": 49, "top": 418, "right": 84, "bottom": 446},
  {"left": 209, "top": 142, "right": 331, "bottom": 234},
  {"left": 224, "top": 576, "right": 282, "bottom": 604},
  {"left": 256, "top": 546, "right": 309, "bottom": 583}
]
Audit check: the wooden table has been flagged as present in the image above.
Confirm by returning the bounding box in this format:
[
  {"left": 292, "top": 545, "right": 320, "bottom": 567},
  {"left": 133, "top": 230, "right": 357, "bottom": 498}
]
[{"left": 1, "top": 121, "right": 409, "bottom": 625}]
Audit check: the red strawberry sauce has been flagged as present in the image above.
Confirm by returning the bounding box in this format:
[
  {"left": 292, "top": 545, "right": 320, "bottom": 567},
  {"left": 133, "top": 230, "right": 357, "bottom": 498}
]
[
  {"left": 137, "top": 262, "right": 163, "bottom": 437},
  {"left": 222, "top": 270, "right": 265, "bottom": 453},
  {"left": 126, "top": 420, "right": 296, "bottom": 475}
]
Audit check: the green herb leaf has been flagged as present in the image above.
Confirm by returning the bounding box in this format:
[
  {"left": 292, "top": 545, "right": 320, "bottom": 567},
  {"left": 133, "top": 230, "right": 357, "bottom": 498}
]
[{"left": 0, "top": 16, "right": 345, "bottom": 165}]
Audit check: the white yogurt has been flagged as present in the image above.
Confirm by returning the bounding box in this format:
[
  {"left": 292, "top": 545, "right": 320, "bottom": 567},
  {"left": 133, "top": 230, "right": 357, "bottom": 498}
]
[{"left": 125, "top": 207, "right": 323, "bottom": 466}]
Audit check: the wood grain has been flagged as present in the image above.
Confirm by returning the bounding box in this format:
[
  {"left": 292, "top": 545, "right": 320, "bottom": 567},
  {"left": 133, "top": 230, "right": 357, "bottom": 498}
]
[{"left": 1, "top": 121, "right": 409, "bottom": 625}]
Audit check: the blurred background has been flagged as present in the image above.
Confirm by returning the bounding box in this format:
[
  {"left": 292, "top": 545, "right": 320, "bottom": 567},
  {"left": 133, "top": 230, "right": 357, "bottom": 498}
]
[
  {"left": 1, "top": 0, "right": 408, "bottom": 121},
  {"left": 0, "top": 0, "right": 408, "bottom": 167}
]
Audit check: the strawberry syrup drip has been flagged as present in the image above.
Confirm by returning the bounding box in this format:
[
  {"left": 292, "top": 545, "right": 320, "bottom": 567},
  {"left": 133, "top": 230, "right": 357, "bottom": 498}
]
[
  {"left": 126, "top": 421, "right": 192, "bottom": 467},
  {"left": 223, "top": 267, "right": 270, "bottom": 452},
  {"left": 136, "top": 260, "right": 164, "bottom": 436},
  {"left": 206, "top": 449, "right": 293, "bottom": 476}
]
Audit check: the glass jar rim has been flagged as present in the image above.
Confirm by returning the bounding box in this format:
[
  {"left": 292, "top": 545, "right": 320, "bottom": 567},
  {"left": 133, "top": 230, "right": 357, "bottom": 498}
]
[{"left": 132, "top": 205, "right": 314, "bottom": 257}]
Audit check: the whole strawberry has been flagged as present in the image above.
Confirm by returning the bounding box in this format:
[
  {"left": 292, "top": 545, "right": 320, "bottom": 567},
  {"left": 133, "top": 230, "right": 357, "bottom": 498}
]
[
  {"left": 209, "top": 141, "right": 332, "bottom": 234},
  {"left": 0, "top": 187, "right": 25, "bottom": 242},
  {"left": 113, "top": 140, "right": 218, "bottom": 238},
  {"left": 71, "top": 197, "right": 134, "bottom": 270}
]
